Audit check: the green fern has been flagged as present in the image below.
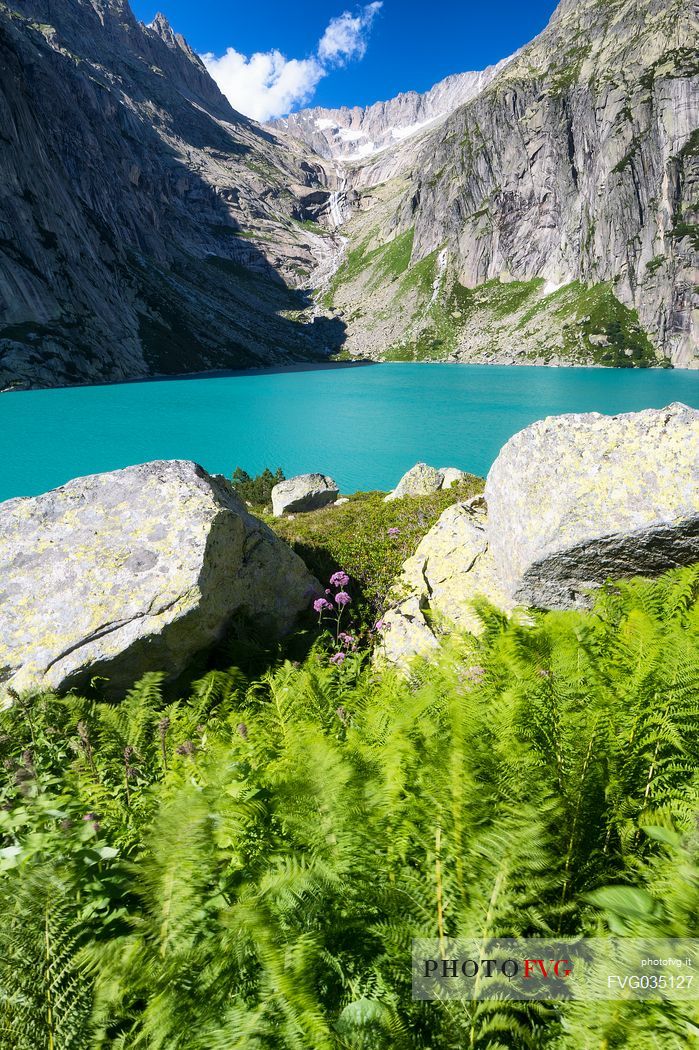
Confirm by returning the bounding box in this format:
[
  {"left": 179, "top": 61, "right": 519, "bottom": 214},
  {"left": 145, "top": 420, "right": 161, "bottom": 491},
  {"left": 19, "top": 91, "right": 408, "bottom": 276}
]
[{"left": 1, "top": 566, "right": 698, "bottom": 1047}]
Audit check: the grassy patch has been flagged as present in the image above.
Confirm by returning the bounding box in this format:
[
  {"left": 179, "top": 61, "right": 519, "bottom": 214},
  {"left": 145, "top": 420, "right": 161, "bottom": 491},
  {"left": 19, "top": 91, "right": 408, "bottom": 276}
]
[
  {"left": 397, "top": 248, "right": 439, "bottom": 299},
  {"left": 426, "top": 166, "right": 445, "bottom": 188},
  {"left": 514, "top": 281, "right": 660, "bottom": 366},
  {"left": 243, "top": 158, "right": 278, "bottom": 181},
  {"left": 265, "top": 482, "right": 484, "bottom": 629},
  {"left": 385, "top": 278, "right": 545, "bottom": 362},
  {"left": 293, "top": 217, "right": 322, "bottom": 232},
  {"left": 678, "top": 128, "right": 699, "bottom": 160},
  {"left": 383, "top": 340, "right": 438, "bottom": 361},
  {"left": 645, "top": 255, "right": 666, "bottom": 275},
  {"left": 546, "top": 43, "right": 591, "bottom": 93},
  {"left": 553, "top": 282, "right": 661, "bottom": 366},
  {"left": 670, "top": 222, "right": 699, "bottom": 251},
  {"left": 475, "top": 278, "right": 546, "bottom": 318},
  {"left": 612, "top": 135, "right": 644, "bottom": 174},
  {"left": 382, "top": 276, "right": 660, "bottom": 368},
  {"left": 321, "top": 235, "right": 374, "bottom": 307},
  {"left": 324, "top": 228, "right": 414, "bottom": 306},
  {"left": 368, "top": 228, "right": 415, "bottom": 286},
  {"left": 640, "top": 47, "right": 699, "bottom": 91}
]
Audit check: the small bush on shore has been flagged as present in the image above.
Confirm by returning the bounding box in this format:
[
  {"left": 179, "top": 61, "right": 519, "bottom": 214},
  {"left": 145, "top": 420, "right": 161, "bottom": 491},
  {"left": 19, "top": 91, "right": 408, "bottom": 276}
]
[{"left": 231, "top": 466, "right": 285, "bottom": 506}]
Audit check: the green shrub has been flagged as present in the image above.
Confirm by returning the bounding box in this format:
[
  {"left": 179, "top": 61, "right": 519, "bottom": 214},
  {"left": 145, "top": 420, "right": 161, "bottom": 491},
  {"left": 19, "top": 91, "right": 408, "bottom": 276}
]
[{"left": 231, "top": 466, "right": 285, "bottom": 507}]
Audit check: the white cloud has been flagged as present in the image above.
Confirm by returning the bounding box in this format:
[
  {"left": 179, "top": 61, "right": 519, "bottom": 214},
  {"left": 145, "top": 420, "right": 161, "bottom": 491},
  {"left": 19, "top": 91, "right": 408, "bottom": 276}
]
[
  {"left": 202, "top": 3, "right": 382, "bottom": 123},
  {"left": 317, "top": 2, "right": 382, "bottom": 65},
  {"left": 201, "top": 49, "right": 324, "bottom": 122}
]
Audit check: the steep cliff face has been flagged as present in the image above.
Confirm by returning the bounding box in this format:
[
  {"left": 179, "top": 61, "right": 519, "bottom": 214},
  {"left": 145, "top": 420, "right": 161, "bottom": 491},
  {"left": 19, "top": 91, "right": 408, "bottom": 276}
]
[
  {"left": 304, "top": 0, "right": 699, "bottom": 368},
  {"left": 0, "top": 0, "right": 341, "bottom": 388}
]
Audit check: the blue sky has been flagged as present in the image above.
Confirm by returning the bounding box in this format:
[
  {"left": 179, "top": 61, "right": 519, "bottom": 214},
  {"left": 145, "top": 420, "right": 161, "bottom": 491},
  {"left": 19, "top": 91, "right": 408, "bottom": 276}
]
[{"left": 132, "top": 0, "right": 559, "bottom": 120}]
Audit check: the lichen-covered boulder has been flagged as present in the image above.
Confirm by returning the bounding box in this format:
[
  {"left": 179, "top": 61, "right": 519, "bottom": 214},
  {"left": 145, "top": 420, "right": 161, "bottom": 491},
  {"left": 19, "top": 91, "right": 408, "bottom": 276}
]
[
  {"left": 378, "top": 499, "right": 512, "bottom": 669},
  {"left": 384, "top": 463, "right": 444, "bottom": 501},
  {"left": 485, "top": 402, "right": 699, "bottom": 608},
  {"left": 438, "top": 467, "right": 471, "bottom": 489},
  {"left": 378, "top": 403, "right": 699, "bottom": 669},
  {"left": 272, "top": 473, "right": 339, "bottom": 516},
  {"left": 0, "top": 461, "right": 318, "bottom": 699}
]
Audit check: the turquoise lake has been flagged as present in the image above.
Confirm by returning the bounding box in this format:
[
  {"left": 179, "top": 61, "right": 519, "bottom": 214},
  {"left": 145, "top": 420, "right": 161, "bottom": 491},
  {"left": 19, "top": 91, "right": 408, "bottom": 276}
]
[{"left": 3, "top": 363, "right": 699, "bottom": 503}]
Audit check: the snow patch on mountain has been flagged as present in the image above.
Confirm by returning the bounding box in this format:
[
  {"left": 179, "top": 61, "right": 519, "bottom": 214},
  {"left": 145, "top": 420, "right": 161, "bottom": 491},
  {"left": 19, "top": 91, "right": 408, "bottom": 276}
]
[{"left": 271, "top": 53, "right": 517, "bottom": 163}]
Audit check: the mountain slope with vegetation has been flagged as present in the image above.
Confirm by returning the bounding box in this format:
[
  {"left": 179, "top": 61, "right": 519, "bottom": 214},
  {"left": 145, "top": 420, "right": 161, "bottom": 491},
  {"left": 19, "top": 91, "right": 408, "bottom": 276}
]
[
  {"left": 294, "top": 0, "right": 698, "bottom": 368},
  {"left": 0, "top": 0, "right": 696, "bottom": 387}
]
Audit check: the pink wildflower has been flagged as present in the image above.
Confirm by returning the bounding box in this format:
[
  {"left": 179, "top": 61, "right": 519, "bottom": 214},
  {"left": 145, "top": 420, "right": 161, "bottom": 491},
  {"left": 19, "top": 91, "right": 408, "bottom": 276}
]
[{"left": 465, "top": 665, "right": 486, "bottom": 683}]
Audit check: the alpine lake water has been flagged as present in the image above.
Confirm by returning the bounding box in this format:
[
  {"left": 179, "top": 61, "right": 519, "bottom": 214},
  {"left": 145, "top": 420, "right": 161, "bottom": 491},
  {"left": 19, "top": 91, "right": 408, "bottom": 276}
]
[{"left": 3, "top": 362, "right": 699, "bottom": 503}]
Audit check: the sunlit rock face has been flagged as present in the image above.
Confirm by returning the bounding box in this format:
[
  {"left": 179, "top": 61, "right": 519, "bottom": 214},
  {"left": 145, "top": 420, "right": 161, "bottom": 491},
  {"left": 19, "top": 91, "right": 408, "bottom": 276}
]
[
  {"left": 281, "top": 0, "right": 698, "bottom": 369},
  {"left": 379, "top": 404, "right": 699, "bottom": 668},
  {"left": 272, "top": 474, "right": 339, "bottom": 516},
  {"left": 485, "top": 402, "right": 699, "bottom": 608},
  {"left": 0, "top": 460, "right": 318, "bottom": 699}
]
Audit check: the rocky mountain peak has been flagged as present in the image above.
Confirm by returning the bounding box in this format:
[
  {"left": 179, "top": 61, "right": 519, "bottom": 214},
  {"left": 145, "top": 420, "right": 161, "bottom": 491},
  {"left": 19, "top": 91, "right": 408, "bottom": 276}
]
[
  {"left": 148, "top": 9, "right": 193, "bottom": 57},
  {"left": 272, "top": 54, "right": 516, "bottom": 163},
  {"left": 149, "top": 11, "right": 176, "bottom": 38}
]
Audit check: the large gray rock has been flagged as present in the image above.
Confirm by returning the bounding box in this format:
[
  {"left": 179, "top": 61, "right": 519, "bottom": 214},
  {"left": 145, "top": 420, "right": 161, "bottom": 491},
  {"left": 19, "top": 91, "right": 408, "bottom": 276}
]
[
  {"left": 379, "top": 404, "right": 699, "bottom": 668},
  {"left": 0, "top": 461, "right": 318, "bottom": 699},
  {"left": 438, "top": 467, "right": 472, "bottom": 489},
  {"left": 378, "top": 498, "right": 511, "bottom": 669},
  {"left": 384, "top": 463, "right": 444, "bottom": 501},
  {"left": 485, "top": 403, "right": 699, "bottom": 608},
  {"left": 384, "top": 463, "right": 472, "bottom": 501},
  {"left": 272, "top": 473, "right": 339, "bottom": 516}
]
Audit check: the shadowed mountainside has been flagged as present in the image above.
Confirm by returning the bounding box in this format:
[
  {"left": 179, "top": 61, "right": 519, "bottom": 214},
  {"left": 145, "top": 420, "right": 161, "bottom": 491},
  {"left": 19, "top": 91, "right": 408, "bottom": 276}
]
[{"left": 0, "top": 0, "right": 345, "bottom": 388}]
